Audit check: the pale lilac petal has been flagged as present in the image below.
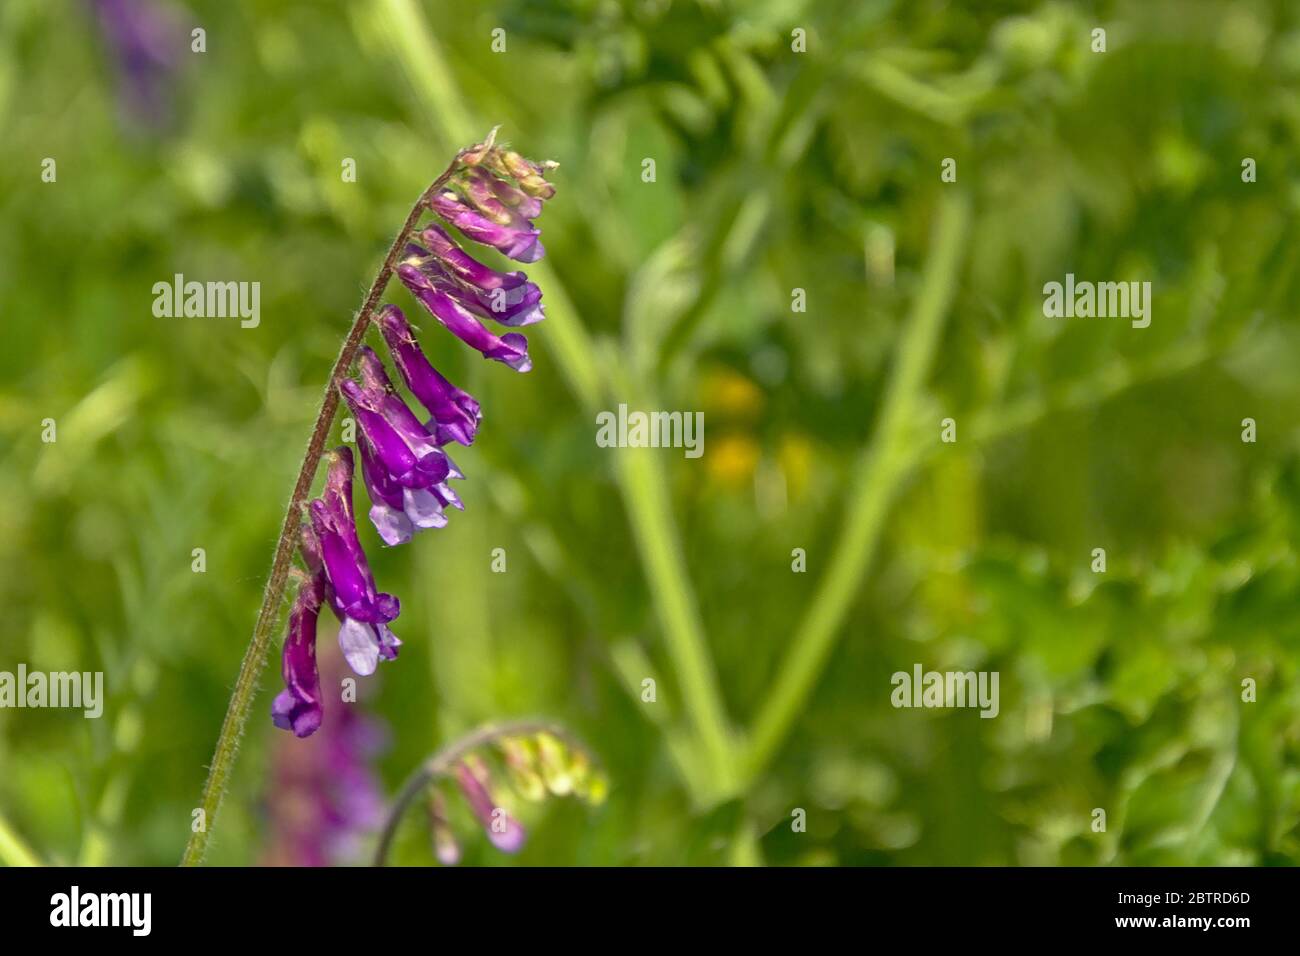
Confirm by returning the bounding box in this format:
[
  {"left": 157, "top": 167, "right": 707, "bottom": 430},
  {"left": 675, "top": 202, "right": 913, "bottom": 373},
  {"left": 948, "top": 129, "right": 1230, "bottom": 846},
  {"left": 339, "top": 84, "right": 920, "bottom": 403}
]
[
  {"left": 370, "top": 502, "right": 414, "bottom": 546},
  {"left": 338, "top": 617, "right": 380, "bottom": 676},
  {"left": 403, "top": 487, "right": 449, "bottom": 529}
]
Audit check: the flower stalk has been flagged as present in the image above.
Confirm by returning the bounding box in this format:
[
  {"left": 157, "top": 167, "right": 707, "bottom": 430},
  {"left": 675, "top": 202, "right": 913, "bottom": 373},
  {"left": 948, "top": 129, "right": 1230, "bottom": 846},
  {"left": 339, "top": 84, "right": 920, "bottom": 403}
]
[{"left": 181, "top": 172, "right": 456, "bottom": 867}]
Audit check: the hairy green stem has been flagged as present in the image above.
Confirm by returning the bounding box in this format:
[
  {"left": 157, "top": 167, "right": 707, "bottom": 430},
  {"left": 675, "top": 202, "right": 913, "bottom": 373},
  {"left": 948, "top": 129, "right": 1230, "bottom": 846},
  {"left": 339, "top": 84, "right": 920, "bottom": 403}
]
[
  {"left": 180, "top": 177, "right": 451, "bottom": 866},
  {"left": 743, "top": 191, "right": 972, "bottom": 783}
]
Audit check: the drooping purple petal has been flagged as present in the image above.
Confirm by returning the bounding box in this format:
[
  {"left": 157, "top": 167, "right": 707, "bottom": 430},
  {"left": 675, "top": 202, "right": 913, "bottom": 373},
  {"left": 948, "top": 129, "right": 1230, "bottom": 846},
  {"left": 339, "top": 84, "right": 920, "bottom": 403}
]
[
  {"left": 357, "top": 347, "right": 454, "bottom": 469},
  {"left": 333, "top": 615, "right": 401, "bottom": 678},
  {"left": 398, "top": 263, "right": 531, "bottom": 372},
  {"left": 357, "top": 433, "right": 452, "bottom": 546},
  {"left": 428, "top": 479, "right": 464, "bottom": 513},
  {"left": 340, "top": 378, "right": 451, "bottom": 487},
  {"left": 367, "top": 504, "right": 414, "bottom": 549},
  {"left": 341, "top": 384, "right": 425, "bottom": 486},
  {"left": 404, "top": 250, "right": 545, "bottom": 328},
  {"left": 430, "top": 189, "right": 544, "bottom": 263},
  {"left": 271, "top": 571, "right": 326, "bottom": 738},
  {"left": 376, "top": 623, "right": 401, "bottom": 660},
  {"left": 358, "top": 435, "right": 413, "bottom": 546},
  {"left": 312, "top": 505, "right": 374, "bottom": 624},
  {"left": 401, "top": 486, "right": 451, "bottom": 528},
  {"left": 309, "top": 450, "right": 400, "bottom": 636},
  {"left": 419, "top": 226, "right": 528, "bottom": 292},
  {"left": 337, "top": 616, "right": 381, "bottom": 677},
  {"left": 376, "top": 305, "right": 482, "bottom": 445}
]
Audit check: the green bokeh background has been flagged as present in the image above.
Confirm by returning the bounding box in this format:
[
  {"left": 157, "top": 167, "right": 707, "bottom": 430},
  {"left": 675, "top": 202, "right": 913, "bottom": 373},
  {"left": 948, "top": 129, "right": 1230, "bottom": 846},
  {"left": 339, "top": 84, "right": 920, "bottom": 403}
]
[{"left": 1, "top": 0, "right": 1299, "bottom": 866}]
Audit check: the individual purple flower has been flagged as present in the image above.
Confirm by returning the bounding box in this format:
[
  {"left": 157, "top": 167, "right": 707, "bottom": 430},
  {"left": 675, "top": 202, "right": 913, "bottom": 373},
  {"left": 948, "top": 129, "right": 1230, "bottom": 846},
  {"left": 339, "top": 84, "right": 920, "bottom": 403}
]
[
  {"left": 376, "top": 304, "right": 482, "bottom": 445},
  {"left": 455, "top": 756, "right": 526, "bottom": 854},
  {"left": 357, "top": 431, "right": 463, "bottom": 547},
  {"left": 340, "top": 350, "right": 453, "bottom": 488},
  {"left": 398, "top": 262, "right": 532, "bottom": 372},
  {"left": 356, "top": 347, "right": 456, "bottom": 470},
  {"left": 310, "top": 448, "right": 401, "bottom": 676},
  {"left": 342, "top": 346, "right": 463, "bottom": 545},
  {"left": 270, "top": 569, "right": 326, "bottom": 739},
  {"left": 420, "top": 225, "right": 530, "bottom": 296},
  {"left": 429, "top": 187, "right": 544, "bottom": 263},
  {"left": 403, "top": 236, "right": 545, "bottom": 328}
]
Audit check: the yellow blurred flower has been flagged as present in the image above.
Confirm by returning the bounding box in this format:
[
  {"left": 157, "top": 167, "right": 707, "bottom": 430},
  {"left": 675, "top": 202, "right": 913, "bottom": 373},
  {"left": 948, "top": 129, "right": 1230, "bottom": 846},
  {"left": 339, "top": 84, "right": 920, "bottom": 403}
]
[
  {"left": 707, "top": 433, "right": 761, "bottom": 488},
  {"left": 701, "top": 367, "right": 765, "bottom": 420}
]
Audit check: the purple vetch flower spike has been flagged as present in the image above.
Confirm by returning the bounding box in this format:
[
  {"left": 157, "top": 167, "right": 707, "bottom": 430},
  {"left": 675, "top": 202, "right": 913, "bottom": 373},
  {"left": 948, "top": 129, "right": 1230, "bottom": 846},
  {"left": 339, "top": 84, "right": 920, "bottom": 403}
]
[
  {"left": 454, "top": 756, "right": 526, "bottom": 854},
  {"left": 271, "top": 569, "right": 326, "bottom": 738},
  {"left": 376, "top": 304, "right": 482, "bottom": 445},
  {"left": 310, "top": 448, "right": 401, "bottom": 676},
  {"left": 429, "top": 188, "right": 544, "bottom": 264},
  {"left": 205, "top": 133, "right": 576, "bottom": 859},
  {"left": 398, "top": 263, "right": 532, "bottom": 372}
]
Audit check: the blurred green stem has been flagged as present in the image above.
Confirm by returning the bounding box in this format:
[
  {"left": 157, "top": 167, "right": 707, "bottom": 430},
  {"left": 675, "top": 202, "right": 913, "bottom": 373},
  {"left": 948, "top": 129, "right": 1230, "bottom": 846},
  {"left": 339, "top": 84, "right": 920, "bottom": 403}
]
[
  {"left": 613, "top": 418, "right": 737, "bottom": 800},
  {"left": 181, "top": 174, "right": 452, "bottom": 866},
  {"left": 742, "top": 191, "right": 972, "bottom": 783},
  {"left": 373, "top": 0, "right": 477, "bottom": 146},
  {"left": 0, "top": 811, "right": 41, "bottom": 867}
]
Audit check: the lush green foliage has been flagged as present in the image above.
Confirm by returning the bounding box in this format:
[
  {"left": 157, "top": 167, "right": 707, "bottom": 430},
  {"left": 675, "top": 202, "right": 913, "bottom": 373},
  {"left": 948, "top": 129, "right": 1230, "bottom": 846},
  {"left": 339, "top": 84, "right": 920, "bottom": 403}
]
[{"left": 1, "top": 0, "right": 1298, "bottom": 865}]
